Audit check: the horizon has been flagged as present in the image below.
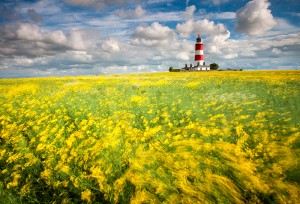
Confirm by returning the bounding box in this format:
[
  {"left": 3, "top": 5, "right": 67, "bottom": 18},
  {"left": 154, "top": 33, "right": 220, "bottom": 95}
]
[
  {"left": 1, "top": 69, "right": 299, "bottom": 80},
  {"left": 1, "top": 0, "right": 300, "bottom": 78}
]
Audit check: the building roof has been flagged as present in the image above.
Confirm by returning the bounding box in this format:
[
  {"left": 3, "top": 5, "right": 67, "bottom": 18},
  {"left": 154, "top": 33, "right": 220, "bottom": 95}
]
[{"left": 194, "top": 65, "right": 210, "bottom": 68}]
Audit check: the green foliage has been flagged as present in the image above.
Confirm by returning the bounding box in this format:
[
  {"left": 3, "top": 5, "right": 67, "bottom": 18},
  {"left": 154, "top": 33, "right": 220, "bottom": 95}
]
[
  {"left": 169, "top": 67, "right": 180, "bottom": 72},
  {"left": 210, "top": 63, "right": 219, "bottom": 70}
]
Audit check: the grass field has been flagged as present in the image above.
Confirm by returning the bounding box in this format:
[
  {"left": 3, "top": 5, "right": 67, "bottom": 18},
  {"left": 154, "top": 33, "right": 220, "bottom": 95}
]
[{"left": 0, "top": 71, "right": 299, "bottom": 203}]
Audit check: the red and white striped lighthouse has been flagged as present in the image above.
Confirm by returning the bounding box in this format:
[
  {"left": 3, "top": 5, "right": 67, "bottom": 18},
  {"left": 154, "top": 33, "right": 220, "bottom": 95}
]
[{"left": 195, "top": 34, "right": 204, "bottom": 66}]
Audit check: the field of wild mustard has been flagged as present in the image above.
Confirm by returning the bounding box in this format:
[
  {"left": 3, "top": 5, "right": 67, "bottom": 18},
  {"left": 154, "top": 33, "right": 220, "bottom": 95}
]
[{"left": 0, "top": 71, "right": 299, "bottom": 203}]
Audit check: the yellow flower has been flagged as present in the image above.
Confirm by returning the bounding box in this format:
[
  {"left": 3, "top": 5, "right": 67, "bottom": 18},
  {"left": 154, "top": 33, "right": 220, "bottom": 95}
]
[
  {"left": 81, "top": 189, "right": 92, "bottom": 203},
  {"left": 61, "top": 165, "right": 70, "bottom": 174},
  {"left": 1, "top": 169, "right": 8, "bottom": 174},
  {"left": 7, "top": 180, "right": 18, "bottom": 189},
  {"left": 20, "top": 183, "right": 31, "bottom": 195}
]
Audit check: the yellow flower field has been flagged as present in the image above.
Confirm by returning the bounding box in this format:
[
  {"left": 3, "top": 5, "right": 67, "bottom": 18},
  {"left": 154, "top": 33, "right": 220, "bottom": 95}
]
[{"left": 0, "top": 71, "right": 299, "bottom": 203}]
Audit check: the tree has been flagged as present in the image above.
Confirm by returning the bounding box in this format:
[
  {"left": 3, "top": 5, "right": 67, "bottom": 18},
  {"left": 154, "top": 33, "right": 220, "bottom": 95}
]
[
  {"left": 169, "top": 67, "right": 174, "bottom": 72},
  {"left": 210, "top": 63, "right": 219, "bottom": 70}
]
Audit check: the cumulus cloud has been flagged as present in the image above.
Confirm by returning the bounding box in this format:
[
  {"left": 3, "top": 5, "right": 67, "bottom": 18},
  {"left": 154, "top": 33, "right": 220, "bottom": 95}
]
[
  {"left": 16, "top": 23, "right": 43, "bottom": 41},
  {"left": 271, "top": 48, "right": 282, "bottom": 54},
  {"left": 102, "top": 40, "right": 121, "bottom": 53},
  {"left": 69, "top": 30, "right": 86, "bottom": 50},
  {"left": 176, "top": 19, "right": 228, "bottom": 38},
  {"left": 235, "top": 0, "right": 277, "bottom": 36},
  {"left": 176, "top": 52, "right": 190, "bottom": 61},
  {"left": 13, "top": 23, "right": 89, "bottom": 51},
  {"left": 13, "top": 23, "right": 74, "bottom": 48},
  {"left": 45, "top": 30, "right": 68, "bottom": 45},
  {"left": 115, "top": 5, "right": 146, "bottom": 19},
  {"left": 206, "top": 30, "right": 230, "bottom": 54},
  {"left": 0, "top": 23, "right": 92, "bottom": 59},
  {"left": 132, "top": 22, "right": 175, "bottom": 47}
]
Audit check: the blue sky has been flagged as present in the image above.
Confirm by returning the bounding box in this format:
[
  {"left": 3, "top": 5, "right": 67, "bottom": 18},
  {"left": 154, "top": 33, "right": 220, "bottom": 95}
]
[{"left": 0, "top": 0, "right": 299, "bottom": 77}]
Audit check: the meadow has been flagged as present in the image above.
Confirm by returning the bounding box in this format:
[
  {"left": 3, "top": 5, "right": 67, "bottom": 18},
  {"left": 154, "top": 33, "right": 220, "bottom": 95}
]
[{"left": 0, "top": 71, "right": 299, "bottom": 203}]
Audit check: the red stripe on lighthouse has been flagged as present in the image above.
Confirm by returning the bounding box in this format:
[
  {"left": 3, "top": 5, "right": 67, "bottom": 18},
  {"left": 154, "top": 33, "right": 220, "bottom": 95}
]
[
  {"left": 195, "top": 55, "right": 204, "bottom": 61},
  {"left": 195, "top": 44, "right": 204, "bottom": 50}
]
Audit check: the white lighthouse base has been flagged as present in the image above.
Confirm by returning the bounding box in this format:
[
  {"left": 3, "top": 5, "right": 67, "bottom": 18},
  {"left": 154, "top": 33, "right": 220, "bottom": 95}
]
[
  {"left": 195, "top": 60, "right": 204, "bottom": 66},
  {"left": 192, "top": 65, "right": 210, "bottom": 71},
  {"left": 180, "top": 63, "right": 210, "bottom": 71}
]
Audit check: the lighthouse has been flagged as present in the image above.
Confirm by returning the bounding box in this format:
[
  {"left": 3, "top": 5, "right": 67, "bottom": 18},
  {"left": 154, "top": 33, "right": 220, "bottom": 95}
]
[
  {"left": 177, "top": 34, "right": 210, "bottom": 71},
  {"left": 195, "top": 34, "right": 204, "bottom": 66}
]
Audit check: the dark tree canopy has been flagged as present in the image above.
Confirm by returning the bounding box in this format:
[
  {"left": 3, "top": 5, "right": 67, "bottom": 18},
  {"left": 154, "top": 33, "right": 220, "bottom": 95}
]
[{"left": 210, "top": 63, "right": 219, "bottom": 70}]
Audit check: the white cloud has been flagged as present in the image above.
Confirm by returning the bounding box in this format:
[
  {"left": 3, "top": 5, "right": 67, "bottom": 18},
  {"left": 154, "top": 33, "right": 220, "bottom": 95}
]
[
  {"left": 183, "top": 5, "right": 196, "bottom": 20},
  {"left": 223, "top": 53, "right": 238, "bottom": 59},
  {"left": 0, "top": 23, "right": 95, "bottom": 59},
  {"left": 102, "top": 40, "right": 120, "bottom": 53},
  {"left": 235, "top": 0, "right": 277, "bottom": 36},
  {"left": 45, "top": 30, "right": 68, "bottom": 45},
  {"left": 176, "top": 52, "right": 190, "bottom": 61},
  {"left": 134, "top": 22, "right": 173, "bottom": 40},
  {"left": 14, "top": 23, "right": 87, "bottom": 50},
  {"left": 16, "top": 23, "right": 43, "bottom": 41},
  {"left": 176, "top": 20, "right": 194, "bottom": 38},
  {"left": 271, "top": 48, "right": 282, "bottom": 54},
  {"left": 69, "top": 30, "right": 86, "bottom": 50},
  {"left": 202, "top": 12, "right": 236, "bottom": 20},
  {"left": 14, "top": 57, "right": 34, "bottom": 66},
  {"left": 239, "top": 50, "right": 256, "bottom": 57},
  {"left": 176, "top": 19, "right": 228, "bottom": 38},
  {"left": 115, "top": 5, "right": 146, "bottom": 19},
  {"left": 132, "top": 22, "right": 175, "bottom": 47},
  {"left": 206, "top": 31, "right": 230, "bottom": 54},
  {"left": 65, "top": 51, "right": 92, "bottom": 62}
]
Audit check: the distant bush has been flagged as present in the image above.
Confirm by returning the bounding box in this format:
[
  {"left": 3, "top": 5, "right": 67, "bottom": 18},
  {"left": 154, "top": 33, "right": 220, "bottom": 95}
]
[
  {"left": 210, "top": 63, "right": 219, "bottom": 70},
  {"left": 169, "top": 67, "right": 180, "bottom": 72}
]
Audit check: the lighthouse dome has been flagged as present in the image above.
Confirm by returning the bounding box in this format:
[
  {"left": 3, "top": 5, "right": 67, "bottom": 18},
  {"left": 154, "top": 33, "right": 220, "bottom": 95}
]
[{"left": 197, "top": 34, "right": 202, "bottom": 42}]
